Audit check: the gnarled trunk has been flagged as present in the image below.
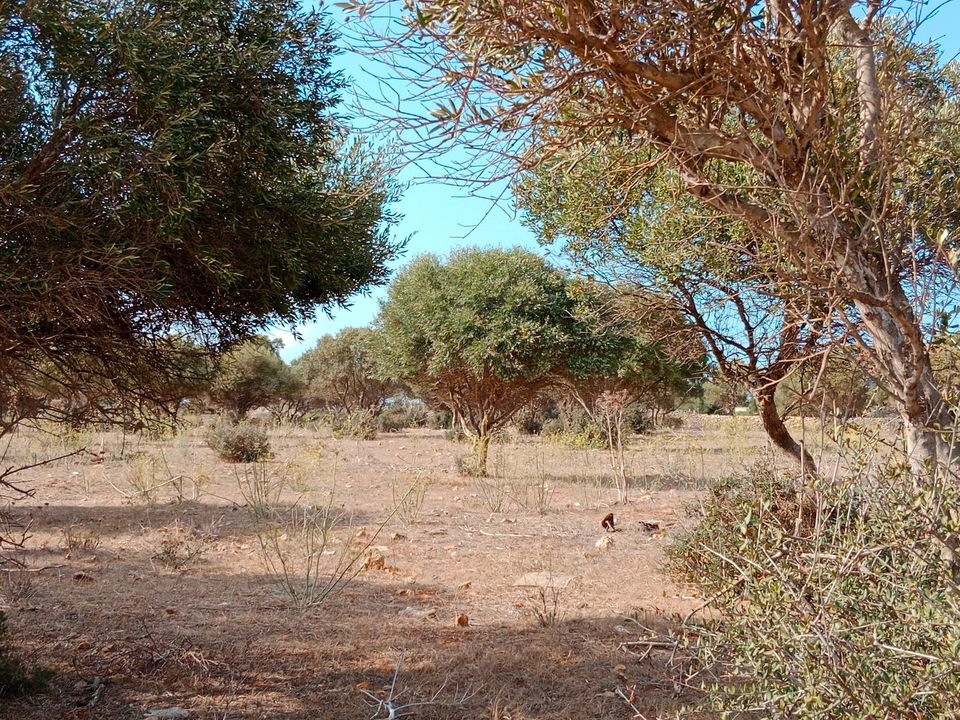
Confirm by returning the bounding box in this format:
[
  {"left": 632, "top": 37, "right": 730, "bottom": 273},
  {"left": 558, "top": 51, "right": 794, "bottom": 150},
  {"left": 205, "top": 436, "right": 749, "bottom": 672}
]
[
  {"left": 847, "top": 279, "right": 953, "bottom": 472},
  {"left": 472, "top": 432, "right": 491, "bottom": 476},
  {"left": 754, "top": 384, "right": 818, "bottom": 478}
]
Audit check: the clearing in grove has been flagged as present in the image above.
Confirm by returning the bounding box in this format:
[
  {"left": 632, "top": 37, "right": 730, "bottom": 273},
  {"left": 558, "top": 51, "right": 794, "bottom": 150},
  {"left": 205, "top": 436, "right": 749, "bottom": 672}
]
[{"left": 2, "top": 415, "right": 831, "bottom": 719}]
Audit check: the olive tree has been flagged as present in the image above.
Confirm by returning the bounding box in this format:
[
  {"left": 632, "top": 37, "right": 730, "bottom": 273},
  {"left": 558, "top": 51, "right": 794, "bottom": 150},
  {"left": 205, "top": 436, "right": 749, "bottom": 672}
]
[
  {"left": 293, "top": 327, "right": 395, "bottom": 415},
  {"left": 564, "top": 282, "right": 704, "bottom": 423},
  {"left": 372, "top": 248, "right": 576, "bottom": 474},
  {"left": 563, "top": 281, "right": 704, "bottom": 500},
  {"left": 353, "top": 0, "right": 960, "bottom": 470},
  {"left": 207, "top": 338, "right": 297, "bottom": 421},
  {"left": 519, "top": 151, "right": 827, "bottom": 473},
  {"left": 0, "top": 0, "right": 398, "bottom": 442}
]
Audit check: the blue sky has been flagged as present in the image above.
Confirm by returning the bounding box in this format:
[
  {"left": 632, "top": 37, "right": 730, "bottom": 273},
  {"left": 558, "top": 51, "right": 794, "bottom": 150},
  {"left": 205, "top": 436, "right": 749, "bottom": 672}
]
[{"left": 272, "top": 1, "right": 960, "bottom": 361}]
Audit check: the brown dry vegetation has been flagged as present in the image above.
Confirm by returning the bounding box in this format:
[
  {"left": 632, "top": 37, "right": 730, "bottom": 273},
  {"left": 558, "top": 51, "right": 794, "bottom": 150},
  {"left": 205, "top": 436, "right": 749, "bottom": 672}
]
[{"left": 1, "top": 416, "right": 839, "bottom": 719}]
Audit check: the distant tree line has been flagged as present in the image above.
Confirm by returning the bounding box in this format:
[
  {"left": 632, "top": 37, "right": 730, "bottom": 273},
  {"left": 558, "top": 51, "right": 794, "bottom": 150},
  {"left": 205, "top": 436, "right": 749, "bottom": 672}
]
[{"left": 165, "top": 247, "right": 927, "bottom": 476}]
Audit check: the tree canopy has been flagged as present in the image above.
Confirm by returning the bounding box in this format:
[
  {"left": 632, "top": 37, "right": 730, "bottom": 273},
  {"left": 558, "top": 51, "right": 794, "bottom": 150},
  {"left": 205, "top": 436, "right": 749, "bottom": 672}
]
[
  {"left": 207, "top": 338, "right": 297, "bottom": 421},
  {"left": 293, "top": 327, "right": 394, "bottom": 415},
  {"left": 372, "top": 247, "right": 576, "bottom": 473},
  {"left": 355, "top": 0, "right": 960, "bottom": 469},
  {"left": 563, "top": 281, "right": 704, "bottom": 419},
  {"left": 0, "top": 0, "right": 398, "bottom": 435}
]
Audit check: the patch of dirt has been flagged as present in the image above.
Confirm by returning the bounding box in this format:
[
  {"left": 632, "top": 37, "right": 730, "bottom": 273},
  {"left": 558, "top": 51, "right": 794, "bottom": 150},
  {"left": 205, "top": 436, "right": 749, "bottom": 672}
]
[{"left": 0, "top": 420, "right": 775, "bottom": 719}]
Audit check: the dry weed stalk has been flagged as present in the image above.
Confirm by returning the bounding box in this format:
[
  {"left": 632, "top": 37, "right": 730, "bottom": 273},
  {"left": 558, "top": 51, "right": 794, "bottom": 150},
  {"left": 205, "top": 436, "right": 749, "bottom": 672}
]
[
  {"left": 597, "top": 390, "right": 631, "bottom": 503},
  {"left": 474, "top": 474, "right": 506, "bottom": 513},
  {"left": 237, "top": 462, "right": 288, "bottom": 520},
  {"left": 60, "top": 524, "right": 102, "bottom": 553},
  {"left": 391, "top": 472, "right": 430, "bottom": 524},
  {"left": 359, "top": 655, "right": 478, "bottom": 720}
]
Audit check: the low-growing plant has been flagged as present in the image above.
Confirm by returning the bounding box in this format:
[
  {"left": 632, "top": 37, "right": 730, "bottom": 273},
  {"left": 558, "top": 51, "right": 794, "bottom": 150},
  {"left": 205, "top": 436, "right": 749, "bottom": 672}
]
[
  {"left": 206, "top": 421, "right": 271, "bottom": 463},
  {"left": 454, "top": 452, "right": 481, "bottom": 477},
  {"left": 391, "top": 473, "right": 430, "bottom": 524},
  {"left": 525, "top": 585, "right": 565, "bottom": 627},
  {"left": 376, "top": 401, "right": 437, "bottom": 432},
  {"left": 513, "top": 408, "right": 546, "bottom": 436},
  {"left": 60, "top": 524, "right": 102, "bottom": 553},
  {"left": 121, "top": 455, "right": 158, "bottom": 503},
  {"left": 151, "top": 531, "right": 205, "bottom": 571},
  {"left": 0, "top": 565, "right": 35, "bottom": 605},
  {"left": 0, "top": 612, "right": 53, "bottom": 697},
  {"left": 666, "top": 459, "right": 960, "bottom": 718},
  {"left": 237, "top": 462, "right": 286, "bottom": 520},
  {"left": 508, "top": 455, "right": 555, "bottom": 514},
  {"left": 473, "top": 475, "right": 506, "bottom": 513},
  {"left": 445, "top": 426, "right": 467, "bottom": 443},
  {"left": 544, "top": 427, "right": 607, "bottom": 450},
  {"left": 257, "top": 495, "right": 384, "bottom": 611}
]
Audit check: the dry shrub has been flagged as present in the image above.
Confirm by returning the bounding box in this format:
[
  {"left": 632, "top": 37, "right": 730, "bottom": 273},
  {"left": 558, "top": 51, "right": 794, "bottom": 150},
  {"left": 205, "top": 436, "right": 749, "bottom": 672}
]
[
  {"left": 375, "top": 401, "right": 441, "bottom": 432},
  {"left": 667, "top": 460, "right": 960, "bottom": 718},
  {"left": 256, "top": 499, "right": 386, "bottom": 611},
  {"left": 206, "top": 421, "right": 271, "bottom": 463},
  {"left": 327, "top": 409, "right": 378, "bottom": 440},
  {"left": 391, "top": 473, "right": 430, "bottom": 524}
]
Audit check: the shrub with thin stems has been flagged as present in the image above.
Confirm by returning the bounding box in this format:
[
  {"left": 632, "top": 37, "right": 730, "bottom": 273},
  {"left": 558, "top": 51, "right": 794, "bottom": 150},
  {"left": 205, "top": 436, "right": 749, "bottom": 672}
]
[
  {"left": 256, "top": 494, "right": 391, "bottom": 610},
  {"left": 206, "top": 421, "right": 271, "bottom": 463},
  {"left": 666, "top": 457, "right": 960, "bottom": 718},
  {"left": 391, "top": 473, "right": 430, "bottom": 524},
  {"left": 327, "top": 409, "right": 378, "bottom": 440},
  {"left": 237, "top": 462, "right": 287, "bottom": 520}
]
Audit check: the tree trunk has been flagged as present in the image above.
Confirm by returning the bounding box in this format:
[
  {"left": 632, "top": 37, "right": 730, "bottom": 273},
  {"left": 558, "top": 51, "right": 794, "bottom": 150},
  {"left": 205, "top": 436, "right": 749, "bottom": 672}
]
[
  {"left": 473, "top": 433, "right": 491, "bottom": 476},
  {"left": 849, "top": 287, "right": 953, "bottom": 472},
  {"left": 754, "top": 385, "right": 818, "bottom": 477}
]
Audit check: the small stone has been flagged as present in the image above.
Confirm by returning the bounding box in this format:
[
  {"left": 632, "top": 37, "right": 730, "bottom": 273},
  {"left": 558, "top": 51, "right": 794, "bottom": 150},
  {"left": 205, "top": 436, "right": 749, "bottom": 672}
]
[
  {"left": 455, "top": 613, "right": 469, "bottom": 627},
  {"left": 595, "top": 536, "right": 614, "bottom": 549},
  {"left": 399, "top": 606, "right": 437, "bottom": 620},
  {"left": 145, "top": 709, "right": 189, "bottom": 719}
]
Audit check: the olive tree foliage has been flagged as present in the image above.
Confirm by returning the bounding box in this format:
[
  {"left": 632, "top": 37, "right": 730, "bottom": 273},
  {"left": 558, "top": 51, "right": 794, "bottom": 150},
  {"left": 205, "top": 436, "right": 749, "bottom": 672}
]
[
  {"left": 518, "top": 148, "right": 827, "bottom": 473},
  {"left": 0, "top": 0, "right": 398, "bottom": 444},
  {"left": 563, "top": 282, "right": 704, "bottom": 421},
  {"left": 292, "top": 327, "right": 395, "bottom": 415},
  {"left": 371, "top": 248, "right": 576, "bottom": 474},
  {"left": 350, "top": 0, "right": 960, "bottom": 470},
  {"left": 207, "top": 338, "right": 298, "bottom": 422}
]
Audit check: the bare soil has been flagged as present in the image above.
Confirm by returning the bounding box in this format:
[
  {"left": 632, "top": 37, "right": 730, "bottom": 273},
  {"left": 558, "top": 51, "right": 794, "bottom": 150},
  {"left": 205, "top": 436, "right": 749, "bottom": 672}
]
[{"left": 1, "top": 417, "right": 784, "bottom": 720}]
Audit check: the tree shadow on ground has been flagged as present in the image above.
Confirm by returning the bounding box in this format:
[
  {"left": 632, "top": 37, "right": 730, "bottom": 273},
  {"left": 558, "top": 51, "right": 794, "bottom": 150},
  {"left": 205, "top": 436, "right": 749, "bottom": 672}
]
[{"left": 5, "top": 565, "right": 693, "bottom": 720}]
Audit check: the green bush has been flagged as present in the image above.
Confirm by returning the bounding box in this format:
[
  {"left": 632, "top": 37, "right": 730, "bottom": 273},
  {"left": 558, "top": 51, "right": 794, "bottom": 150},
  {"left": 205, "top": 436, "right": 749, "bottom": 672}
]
[
  {"left": 659, "top": 413, "right": 684, "bottom": 430},
  {"left": 0, "top": 612, "right": 52, "bottom": 697},
  {"left": 206, "top": 421, "right": 271, "bottom": 462},
  {"left": 375, "top": 401, "right": 437, "bottom": 432},
  {"left": 328, "top": 408, "right": 378, "bottom": 440},
  {"left": 667, "top": 461, "right": 960, "bottom": 718},
  {"left": 428, "top": 407, "right": 454, "bottom": 429},
  {"left": 627, "top": 407, "right": 654, "bottom": 434},
  {"left": 538, "top": 403, "right": 608, "bottom": 448}
]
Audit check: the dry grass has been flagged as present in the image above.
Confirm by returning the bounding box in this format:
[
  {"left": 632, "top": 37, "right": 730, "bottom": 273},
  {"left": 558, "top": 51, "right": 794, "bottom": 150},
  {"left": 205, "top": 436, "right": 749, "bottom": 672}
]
[{"left": 0, "top": 414, "right": 809, "bottom": 719}]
